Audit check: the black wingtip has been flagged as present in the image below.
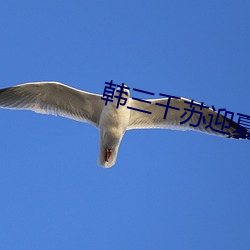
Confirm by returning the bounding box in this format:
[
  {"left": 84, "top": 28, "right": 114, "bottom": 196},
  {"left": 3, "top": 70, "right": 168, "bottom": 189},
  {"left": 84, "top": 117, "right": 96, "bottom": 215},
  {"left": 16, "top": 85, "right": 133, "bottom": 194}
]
[
  {"left": 0, "top": 88, "right": 8, "bottom": 94},
  {"left": 227, "top": 118, "right": 249, "bottom": 139}
]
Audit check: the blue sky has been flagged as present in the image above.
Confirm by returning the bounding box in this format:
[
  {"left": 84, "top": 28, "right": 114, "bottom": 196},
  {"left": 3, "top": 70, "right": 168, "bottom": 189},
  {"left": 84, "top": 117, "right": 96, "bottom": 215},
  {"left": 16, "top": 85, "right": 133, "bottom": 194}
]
[{"left": 0, "top": 0, "right": 249, "bottom": 249}]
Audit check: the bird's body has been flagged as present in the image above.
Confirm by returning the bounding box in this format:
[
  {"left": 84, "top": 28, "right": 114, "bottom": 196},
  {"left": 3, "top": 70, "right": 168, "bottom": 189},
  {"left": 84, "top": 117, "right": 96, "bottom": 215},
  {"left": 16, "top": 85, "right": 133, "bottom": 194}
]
[
  {"left": 0, "top": 81, "right": 248, "bottom": 168},
  {"left": 98, "top": 96, "right": 131, "bottom": 167}
]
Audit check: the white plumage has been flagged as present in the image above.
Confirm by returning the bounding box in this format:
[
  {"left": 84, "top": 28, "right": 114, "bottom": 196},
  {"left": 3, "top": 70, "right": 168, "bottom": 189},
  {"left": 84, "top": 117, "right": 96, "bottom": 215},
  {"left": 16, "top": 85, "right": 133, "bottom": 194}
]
[{"left": 0, "top": 82, "right": 247, "bottom": 167}]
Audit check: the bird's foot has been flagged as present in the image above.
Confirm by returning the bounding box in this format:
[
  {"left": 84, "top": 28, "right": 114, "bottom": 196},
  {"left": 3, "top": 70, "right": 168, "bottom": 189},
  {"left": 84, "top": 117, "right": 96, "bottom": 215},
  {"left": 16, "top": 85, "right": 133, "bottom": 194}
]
[{"left": 105, "top": 149, "right": 112, "bottom": 162}]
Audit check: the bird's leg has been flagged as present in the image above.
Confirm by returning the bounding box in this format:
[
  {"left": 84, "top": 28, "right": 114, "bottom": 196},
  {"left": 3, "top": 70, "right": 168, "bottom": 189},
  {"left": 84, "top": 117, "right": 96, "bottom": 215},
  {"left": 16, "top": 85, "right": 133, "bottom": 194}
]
[{"left": 105, "top": 149, "right": 112, "bottom": 162}]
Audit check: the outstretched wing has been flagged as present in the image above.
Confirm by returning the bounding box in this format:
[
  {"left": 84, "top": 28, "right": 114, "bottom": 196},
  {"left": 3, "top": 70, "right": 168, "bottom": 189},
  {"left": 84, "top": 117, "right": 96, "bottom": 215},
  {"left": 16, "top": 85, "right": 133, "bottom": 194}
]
[
  {"left": 128, "top": 96, "right": 248, "bottom": 139},
  {"left": 0, "top": 82, "right": 104, "bottom": 127}
]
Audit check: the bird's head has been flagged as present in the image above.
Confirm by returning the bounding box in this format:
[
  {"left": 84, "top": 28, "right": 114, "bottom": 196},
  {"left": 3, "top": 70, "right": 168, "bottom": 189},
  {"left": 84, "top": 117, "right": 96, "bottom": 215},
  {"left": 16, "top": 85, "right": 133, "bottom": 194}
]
[{"left": 115, "top": 83, "right": 130, "bottom": 98}]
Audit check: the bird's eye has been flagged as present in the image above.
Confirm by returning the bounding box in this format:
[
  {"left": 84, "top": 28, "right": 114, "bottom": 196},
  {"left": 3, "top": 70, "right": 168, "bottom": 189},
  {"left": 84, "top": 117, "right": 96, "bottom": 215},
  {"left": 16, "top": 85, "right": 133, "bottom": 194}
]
[{"left": 124, "top": 92, "right": 128, "bottom": 96}]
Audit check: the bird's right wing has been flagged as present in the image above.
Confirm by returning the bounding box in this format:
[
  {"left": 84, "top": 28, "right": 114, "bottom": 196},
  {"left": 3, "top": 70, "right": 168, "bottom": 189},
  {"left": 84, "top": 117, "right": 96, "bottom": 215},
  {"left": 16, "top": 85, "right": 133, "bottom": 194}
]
[
  {"left": 128, "top": 96, "right": 249, "bottom": 139},
  {"left": 0, "top": 82, "right": 104, "bottom": 127}
]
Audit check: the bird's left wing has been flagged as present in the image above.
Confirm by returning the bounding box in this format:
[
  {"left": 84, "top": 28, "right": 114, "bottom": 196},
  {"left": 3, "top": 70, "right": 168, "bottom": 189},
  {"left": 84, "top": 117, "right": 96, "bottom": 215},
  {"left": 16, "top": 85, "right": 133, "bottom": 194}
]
[
  {"left": 127, "top": 96, "right": 248, "bottom": 139},
  {"left": 0, "top": 82, "right": 104, "bottom": 127}
]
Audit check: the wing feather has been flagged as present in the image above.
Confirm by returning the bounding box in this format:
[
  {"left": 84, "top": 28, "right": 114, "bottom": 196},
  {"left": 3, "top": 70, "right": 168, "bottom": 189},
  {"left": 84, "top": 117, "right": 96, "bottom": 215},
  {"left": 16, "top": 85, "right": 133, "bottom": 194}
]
[
  {"left": 128, "top": 96, "right": 248, "bottom": 139},
  {"left": 0, "top": 82, "right": 104, "bottom": 127}
]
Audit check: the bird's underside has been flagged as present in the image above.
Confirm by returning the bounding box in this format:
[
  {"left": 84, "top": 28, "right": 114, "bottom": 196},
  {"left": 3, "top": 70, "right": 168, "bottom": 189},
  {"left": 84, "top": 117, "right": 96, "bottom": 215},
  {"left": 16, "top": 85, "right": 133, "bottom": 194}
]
[{"left": 0, "top": 81, "right": 248, "bottom": 168}]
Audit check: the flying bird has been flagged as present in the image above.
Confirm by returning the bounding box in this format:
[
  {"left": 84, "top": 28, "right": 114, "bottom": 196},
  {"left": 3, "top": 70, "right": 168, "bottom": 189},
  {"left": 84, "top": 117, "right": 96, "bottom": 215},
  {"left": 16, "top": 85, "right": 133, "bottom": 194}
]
[{"left": 0, "top": 82, "right": 248, "bottom": 168}]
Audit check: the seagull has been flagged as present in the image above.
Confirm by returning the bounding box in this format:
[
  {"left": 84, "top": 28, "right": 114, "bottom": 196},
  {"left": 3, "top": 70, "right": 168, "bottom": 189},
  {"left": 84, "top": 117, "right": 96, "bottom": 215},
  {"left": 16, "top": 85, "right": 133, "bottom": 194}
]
[{"left": 0, "top": 81, "right": 248, "bottom": 168}]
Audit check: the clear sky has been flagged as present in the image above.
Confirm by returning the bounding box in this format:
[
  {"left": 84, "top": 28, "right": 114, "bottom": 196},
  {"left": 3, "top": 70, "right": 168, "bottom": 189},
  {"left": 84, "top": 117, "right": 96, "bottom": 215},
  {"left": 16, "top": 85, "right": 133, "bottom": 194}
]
[{"left": 0, "top": 1, "right": 249, "bottom": 249}]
